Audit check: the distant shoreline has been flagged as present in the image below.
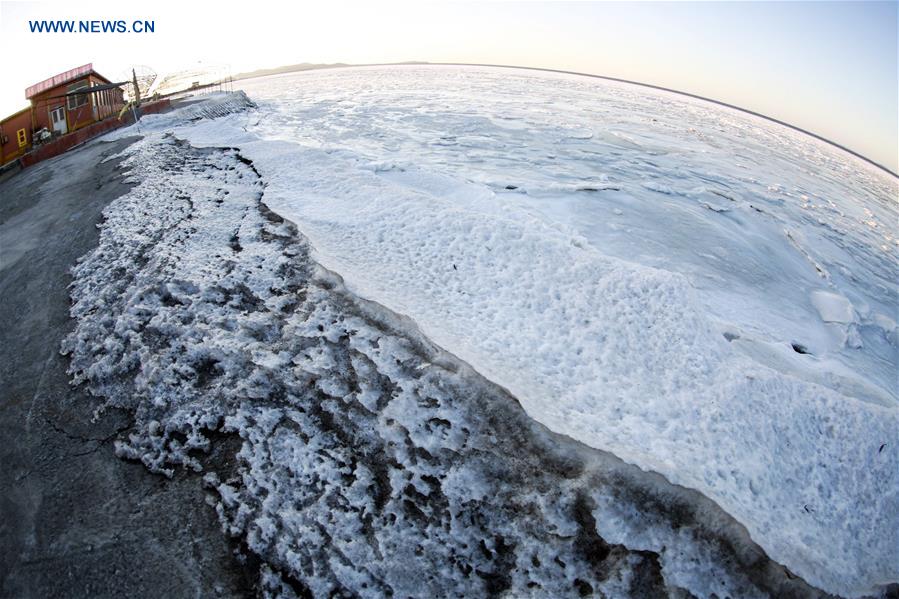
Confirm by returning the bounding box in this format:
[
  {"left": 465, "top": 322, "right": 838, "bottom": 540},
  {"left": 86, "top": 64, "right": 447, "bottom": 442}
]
[{"left": 235, "top": 61, "right": 898, "bottom": 179}]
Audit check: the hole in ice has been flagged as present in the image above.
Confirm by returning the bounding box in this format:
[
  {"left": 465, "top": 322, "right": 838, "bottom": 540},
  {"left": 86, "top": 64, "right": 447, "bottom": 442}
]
[
  {"left": 791, "top": 342, "right": 811, "bottom": 355},
  {"left": 574, "top": 578, "right": 593, "bottom": 596},
  {"left": 194, "top": 357, "right": 222, "bottom": 387}
]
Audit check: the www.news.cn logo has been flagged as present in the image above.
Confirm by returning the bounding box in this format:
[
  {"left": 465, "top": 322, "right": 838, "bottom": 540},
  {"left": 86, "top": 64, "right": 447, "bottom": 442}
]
[{"left": 29, "top": 20, "right": 155, "bottom": 33}]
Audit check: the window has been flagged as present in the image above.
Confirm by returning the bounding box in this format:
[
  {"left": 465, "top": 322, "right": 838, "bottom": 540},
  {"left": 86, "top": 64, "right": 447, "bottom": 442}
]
[
  {"left": 67, "top": 82, "right": 89, "bottom": 110},
  {"left": 16, "top": 128, "right": 27, "bottom": 148}
]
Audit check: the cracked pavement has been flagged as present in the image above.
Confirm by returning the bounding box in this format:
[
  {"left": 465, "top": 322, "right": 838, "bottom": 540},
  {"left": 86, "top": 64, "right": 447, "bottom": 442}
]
[{"left": 0, "top": 137, "right": 254, "bottom": 598}]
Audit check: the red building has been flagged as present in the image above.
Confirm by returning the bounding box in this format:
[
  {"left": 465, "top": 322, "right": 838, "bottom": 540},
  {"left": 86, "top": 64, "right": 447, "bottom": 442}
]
[
  {"left": 1, "top": 63, "right": 126, "bottom": 165},
  {"left": 0, "top": 108, "right": 32, "bottom": 165}
]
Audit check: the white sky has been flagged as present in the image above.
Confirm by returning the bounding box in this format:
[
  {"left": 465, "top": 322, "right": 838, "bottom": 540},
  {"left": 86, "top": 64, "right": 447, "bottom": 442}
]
[{"left": 0, "top": 0, "right": 896, "bottom": 171}]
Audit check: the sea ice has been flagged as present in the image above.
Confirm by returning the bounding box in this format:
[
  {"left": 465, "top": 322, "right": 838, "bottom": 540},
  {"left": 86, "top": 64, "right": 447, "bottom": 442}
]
[
  {"left": 101, "top": 66, "right": 898, "bottom": 597},
  {"left": 62, "top": 128, "right": 824, "bottom": 597}
]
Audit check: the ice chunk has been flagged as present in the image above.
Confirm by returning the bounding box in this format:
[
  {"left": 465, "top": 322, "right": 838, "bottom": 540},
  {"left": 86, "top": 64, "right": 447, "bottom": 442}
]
[{"left": 811, "top": 290, "right": 856, "bottom": 324}]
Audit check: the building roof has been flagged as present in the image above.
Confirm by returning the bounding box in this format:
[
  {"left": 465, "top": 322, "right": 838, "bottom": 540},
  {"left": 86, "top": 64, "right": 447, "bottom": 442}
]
[
  {"left": 37, "top": 81, "right": 128, "bottom": 102},
  {"left": 0, "top": 106, "right": 31, "bottom": 125},
  {"left": 25, "top": 64, "right": 114, "bottom": 99}
]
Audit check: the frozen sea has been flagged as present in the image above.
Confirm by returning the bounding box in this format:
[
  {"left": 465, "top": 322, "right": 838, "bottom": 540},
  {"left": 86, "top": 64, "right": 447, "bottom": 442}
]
[{"left": 100, "top": 66, "right": 897, "bottom": 596}]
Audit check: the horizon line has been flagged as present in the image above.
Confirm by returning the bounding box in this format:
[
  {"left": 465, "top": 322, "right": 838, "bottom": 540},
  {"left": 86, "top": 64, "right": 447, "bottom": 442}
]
[{"left": 239, "top": 60, "right": 898, "bottom": 179}]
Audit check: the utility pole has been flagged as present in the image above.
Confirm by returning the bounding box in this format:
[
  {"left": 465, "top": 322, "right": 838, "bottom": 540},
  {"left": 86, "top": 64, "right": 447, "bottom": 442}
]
[
  {"left": 132, "top": 68, "right": 141, "bottom": 107},
  {"left": 130, "top": 68, "right": 142, "bottom": 131}
]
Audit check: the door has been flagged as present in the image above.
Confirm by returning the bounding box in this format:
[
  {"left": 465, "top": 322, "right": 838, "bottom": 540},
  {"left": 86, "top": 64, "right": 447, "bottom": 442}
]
[{"left": 49, "top": 106, "right": 67, "bottom": 135}]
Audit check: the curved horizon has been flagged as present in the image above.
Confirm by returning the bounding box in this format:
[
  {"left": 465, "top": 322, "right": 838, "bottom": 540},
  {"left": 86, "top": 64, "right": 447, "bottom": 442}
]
[
  {"left": 242, "top": 60, "right": 899, "bottom": 179},
  {"left": 2, "top": 2, "right": 895, "bottom": 174}
]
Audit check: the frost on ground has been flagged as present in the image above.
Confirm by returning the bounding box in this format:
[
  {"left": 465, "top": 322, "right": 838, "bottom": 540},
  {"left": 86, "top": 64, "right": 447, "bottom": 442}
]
[{"left": 62, "top": 129, "right": 828, "bottom": 598}]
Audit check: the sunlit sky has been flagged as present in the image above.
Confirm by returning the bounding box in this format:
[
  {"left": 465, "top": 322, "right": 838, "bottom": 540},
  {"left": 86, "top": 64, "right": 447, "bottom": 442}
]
[{"left": 1, "top": 1, "right": 896, "bottom": 171}]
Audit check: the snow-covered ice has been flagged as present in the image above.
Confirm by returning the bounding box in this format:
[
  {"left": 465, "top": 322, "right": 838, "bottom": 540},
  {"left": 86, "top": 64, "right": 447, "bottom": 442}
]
[
  {"left": 94, "top": 65, "right": 898, "bottom": 597},
  {"left": 62, "top": 125, "right": 825, "bottom": 597}
]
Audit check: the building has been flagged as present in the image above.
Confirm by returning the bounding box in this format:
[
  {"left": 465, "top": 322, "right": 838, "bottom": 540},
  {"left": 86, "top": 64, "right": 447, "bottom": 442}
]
[
  {"left": 26, "top": 63, "right": 126, "bottom": 135},
  {"left": 1, "top": 63, "right": 126, "bottom": 166},
  {"left": 0, "top": 108, "right": 32, "bottom": 164}
]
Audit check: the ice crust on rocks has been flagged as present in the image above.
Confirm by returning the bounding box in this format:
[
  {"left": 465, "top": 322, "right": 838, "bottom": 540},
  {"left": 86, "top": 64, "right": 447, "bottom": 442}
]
[{"left": 62, "top": 129, "right": 835, "bottom": 597}]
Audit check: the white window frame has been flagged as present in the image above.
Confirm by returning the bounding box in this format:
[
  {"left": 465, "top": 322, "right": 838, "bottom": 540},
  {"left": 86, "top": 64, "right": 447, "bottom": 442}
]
[{"left": 49, "top": 105, "right": 67, "bottom": 133}]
